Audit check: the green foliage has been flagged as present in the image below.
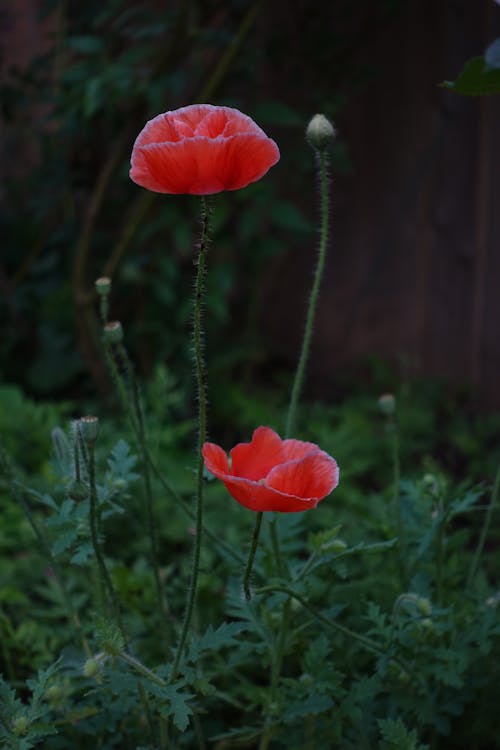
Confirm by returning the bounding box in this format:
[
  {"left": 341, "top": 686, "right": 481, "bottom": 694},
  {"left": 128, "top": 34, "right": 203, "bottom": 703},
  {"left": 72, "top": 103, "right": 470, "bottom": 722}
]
[
  {"left": 1, "top": 375, "right": 499, "bottom": 748},
  {"left": 0, "top": 661, "right": 60, "bottom": 749},
  {"left": 378, "top": 718, "right": 429, "bottom": 750},
  {"left": 441, "top": 37, "right": 500, "bottom": 95}
]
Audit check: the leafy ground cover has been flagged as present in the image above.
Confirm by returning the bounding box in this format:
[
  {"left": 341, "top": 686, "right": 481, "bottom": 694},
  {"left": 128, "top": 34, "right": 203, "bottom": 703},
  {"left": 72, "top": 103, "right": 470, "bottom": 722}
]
[{"left": 0, "top": 371, "right": 499, "bottom": 749}]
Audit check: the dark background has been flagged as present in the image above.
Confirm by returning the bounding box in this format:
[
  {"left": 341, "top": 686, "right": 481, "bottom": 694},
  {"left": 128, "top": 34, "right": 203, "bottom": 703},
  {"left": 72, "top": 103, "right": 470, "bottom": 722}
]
[{"left": 2, "top": 0, "right": 500, "bottom": 408}]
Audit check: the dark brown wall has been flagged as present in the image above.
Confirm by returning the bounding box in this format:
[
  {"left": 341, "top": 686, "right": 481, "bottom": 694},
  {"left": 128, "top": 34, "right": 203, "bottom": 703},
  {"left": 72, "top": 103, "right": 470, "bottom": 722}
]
[
  {"left": 262, "top": 0, "right": 500, "bottom": 405},
  {"left": 3, "top": 0, "right": 500, "bottom": 404}
]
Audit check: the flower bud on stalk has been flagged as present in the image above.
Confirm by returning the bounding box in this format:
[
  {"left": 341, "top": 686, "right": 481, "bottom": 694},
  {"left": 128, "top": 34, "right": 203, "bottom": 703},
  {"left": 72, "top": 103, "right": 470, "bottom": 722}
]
[
  {"left": 95, "top": 277, "right": 112, "bottom": 296},
  {"left": 79, "top": 416, "right": 99, "bottom": 446},
  {"left": 378, "top": 393, "right": 396, "bottom": 416},
  {"left": 306, "top": 113, "right": 336, "bottom": 151},
  {"left": 104, "top": 321, "right": 124, "bottom": 344}
]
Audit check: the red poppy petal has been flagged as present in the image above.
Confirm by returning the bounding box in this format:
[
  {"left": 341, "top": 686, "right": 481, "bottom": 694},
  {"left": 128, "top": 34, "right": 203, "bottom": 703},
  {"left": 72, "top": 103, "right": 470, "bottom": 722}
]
[
  {"left": 266, "top": 452, "right": 339, "bottom": 500},
  {"left": 202, "top": 442, "right": 229, "bottom": 478},
  {"left": 282, "top": 438, "right": 321, "bottom": 462},
  {"left": 194, "top": 106, "right": 265, "bottom": 138},
  {"left": 174, "top": 104, "right": 212, "bottom": 134},
  {"left": 220, "top": 476, "right": 318, "bottom": 513},
  {"left": 130, "top": 105, "right": 279, "bottom": 195},
  {"left": 133, "top": 113, "right": 183, "bottom": 148},
  {"left": 230, "top": 426, "right": 284, "bottom": 481},
  {"left": 220, "top": 134, "right": 280, "bottom": 190}
]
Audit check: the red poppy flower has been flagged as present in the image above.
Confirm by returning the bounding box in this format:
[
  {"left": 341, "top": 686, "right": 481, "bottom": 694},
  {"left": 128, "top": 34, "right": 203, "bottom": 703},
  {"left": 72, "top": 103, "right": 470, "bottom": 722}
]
[
  {"left": 130, "top": 104, "right": 280, "bottom": 195},
  {"left": 202, "top": 426, "right": 339, "bottom": 513}
]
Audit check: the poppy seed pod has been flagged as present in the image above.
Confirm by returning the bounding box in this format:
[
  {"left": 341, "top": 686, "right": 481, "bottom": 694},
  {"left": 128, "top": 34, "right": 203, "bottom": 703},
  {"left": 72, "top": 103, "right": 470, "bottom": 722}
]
[{"left": 79, "top": 416, "right": 99, "bottom": 445}]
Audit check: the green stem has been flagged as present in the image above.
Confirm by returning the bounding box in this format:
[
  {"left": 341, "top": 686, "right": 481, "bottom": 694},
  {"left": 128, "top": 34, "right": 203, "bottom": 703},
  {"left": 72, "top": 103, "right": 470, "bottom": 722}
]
[
  {"left": 262, "top": 148, "right": 331, "bottom": 745},
  {"left": 0, "top": 442, "right": 91, "bottom": 657},
  {"left": 285, "top": 150, "right": 330, "bottom": 437},
  {"left": 467, "top": 464, "right": 500, "bottom": 588},
  {"left": 87, "top": 438, "right": 126, "bottom": 643},
  {"left": 101, "top": 337, "right": 244, "bottom": 566},
  {"left": 119, "top": 652, "right": 167, "bottom": 687},
  {"left": 391, "top": 419, "right": 401, "bottom": 541},
  {"left": 390, "top": 416, "right": 406, "bottom": 586},
  {"left": 87, "top": 437, "right": 157, "bottom": 738},
  {"left": 170, "top": 196, "right": 213, "bottom": 681},
  {"left": 269, "top": 516, "right": 283, "bottom": 576},
  {"left": 117, "top": 342, "right": 168, "bottom": 618},
  {"left": 255, "top": 584, "right": 412, "bottom": 676},
  {"left": 243, "top": 511, "right": 264, "bottom": 600}
]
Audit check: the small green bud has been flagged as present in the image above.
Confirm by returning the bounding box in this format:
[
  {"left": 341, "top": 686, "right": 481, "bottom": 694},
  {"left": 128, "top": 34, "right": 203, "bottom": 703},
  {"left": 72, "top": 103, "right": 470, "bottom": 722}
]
[
  {"left": 112, "top": 478, "right": 127, "bottom": 491},
  {"left": 67, "top": 479, "right": 88, "bottom": 502},
  {"left": 79, "top": 416, "right": 99, "bottom": 445},
  {"left": 416, "top": 597, "right": 432, "bottom": 616},
  {"left": 46, "top": 683, "right": 64, "bottom": 706},
  {"left": 299, "top": 672, "right": 314, "bottom": 686},
  {"left": 12, "top": 714, "right": 29, "bottom": 736},
  {"left": 321, "top": 538, "right": 348, "bottom": 553},
  {"left": 95, "top": 277, "right": 112, "bottom": 296},
  {"left": 104, "top": 321, "right": 124, "bottom": 344},
  {"left": 306, "top": 113, "right": 336, "bottom": 151},
  {"left": 83, "top": 657, "right": 102, "bottom": 678},
  {"left": 378, "top": 393, "right": 396, "bottom": 416},
  {"left": 420, "top": 617, "right": 433, "bottom": 630}
]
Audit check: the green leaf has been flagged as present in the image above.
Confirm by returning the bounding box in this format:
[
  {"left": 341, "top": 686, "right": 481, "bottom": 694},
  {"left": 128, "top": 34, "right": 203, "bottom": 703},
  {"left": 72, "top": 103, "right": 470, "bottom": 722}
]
[
  {"left": 187, "top": 621, "right": 247, "bottom": 663},
  {"left": 441, "top": 57, "right": 500, "bottom": 95},
  {"left": 107, "top": 440, "right": 139, "bottom": 483},
  {"left": 378, "top": 717, "right": 429, "bottom": 750},
  {"left": 51, "top": 528, "right": 78, "bottom": 556},
  {"left": 154, "top": 685, "right": 193, "bottom": 732},
  {"left": 282, "top": 693, "right": 334, "bottom": 722}
]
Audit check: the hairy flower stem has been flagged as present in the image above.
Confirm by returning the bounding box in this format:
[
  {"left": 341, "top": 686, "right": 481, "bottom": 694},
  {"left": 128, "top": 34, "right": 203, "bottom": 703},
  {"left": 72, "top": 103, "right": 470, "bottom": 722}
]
[
  {"left": 285, "top": 150, "right": 330, "bottom": 437},
  {"left": 87, "top": 434, "right": 158, "bottom": 738},
  {"left": 263, "top": 149, "right": 331, "bottom": 735},
  {"left": 116, "top": 342, "right": 168, "bottom": 618},
  {"left": 170, "top": 196, "right": 213, "bottom": 682},
  {"left": 101, "top": 337, "right": 243, "bottom": 566},
  {"left": 243, "top": 511, "right": 264, "bottom": 600},
  {"left": 87, "top": 437, "right": 127, "bottom": 643},
  {"left": 389, "top": 416, "right": 406, "bottom": 586},
  {"left": 467, "top": 464, "right": 500, "bottom": 588}
]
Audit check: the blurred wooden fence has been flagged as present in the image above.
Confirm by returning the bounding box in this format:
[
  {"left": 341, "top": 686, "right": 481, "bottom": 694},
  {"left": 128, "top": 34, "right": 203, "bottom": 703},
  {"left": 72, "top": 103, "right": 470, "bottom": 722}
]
[
  {"left": 3, "top": 0, "right": 500, "bottom": 405},
  {"left": 262, "top": 0, "right": 500, "bottom": 406}
]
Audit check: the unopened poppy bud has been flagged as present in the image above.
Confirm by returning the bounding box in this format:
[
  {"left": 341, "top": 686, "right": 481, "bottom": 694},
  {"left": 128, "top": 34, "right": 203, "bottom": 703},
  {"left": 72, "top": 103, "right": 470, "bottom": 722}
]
[
  {"left": 83, "top": 657, "right": 102, "bottom": 678},
  {"left": 104, "top": 321, "right": 124, "bottom": 344},
  {"left": 416, "top": 596, "right": 432, "bottom": 616},
  {"left": 80, "top": 416, "right": 99, "bottom": 445},
  {"left": 95, "top": 277, "right": 111, "bottom": 296},
  {"left": 306, "top": 114, "right": 336, "bottom": 151},
  {"left": 378, "top": 393, "right": 396, "bottom": 416},
  {"left": 68, "top": 479, "right": 88, "bottom": 502},
  {"left": 45, "top": 683, "right": 63, "bottom": 705},
  {"left": 12, "top": 714, "right": 29, "bottom": 736},
  {"left": 420, "top": 617, "right": 433, "bottom": 630}
]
